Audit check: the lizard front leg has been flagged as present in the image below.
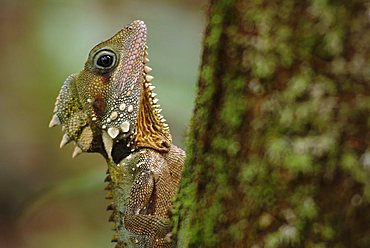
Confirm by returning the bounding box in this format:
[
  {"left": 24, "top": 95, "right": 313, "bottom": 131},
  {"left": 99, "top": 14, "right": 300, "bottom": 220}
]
[{"left": 124, "top": 169, "right": 172, "bottom": 239}]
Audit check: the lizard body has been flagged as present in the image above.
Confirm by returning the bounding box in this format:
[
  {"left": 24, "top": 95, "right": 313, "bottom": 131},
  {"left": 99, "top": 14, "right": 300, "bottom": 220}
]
[{"left": 49, "top": 20, "right": 185, "bottom": 248}]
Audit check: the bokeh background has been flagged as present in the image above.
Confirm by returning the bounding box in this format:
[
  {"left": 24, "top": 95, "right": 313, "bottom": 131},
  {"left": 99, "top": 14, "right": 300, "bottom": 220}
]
[{"left": 0, "top": 0, "right": 206, "bottom": 247}]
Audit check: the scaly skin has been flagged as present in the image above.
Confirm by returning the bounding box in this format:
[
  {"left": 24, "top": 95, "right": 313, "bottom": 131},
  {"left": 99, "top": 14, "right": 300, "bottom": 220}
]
[{"left": 49, "top": 20, "right": 185, "bottom": 248}]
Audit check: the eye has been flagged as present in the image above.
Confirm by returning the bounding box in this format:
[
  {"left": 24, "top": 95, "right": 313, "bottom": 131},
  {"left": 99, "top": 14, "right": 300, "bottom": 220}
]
[
  {"left": 93, "top": 50, "right": 117, "bottom": 71},
  {"left": 97, "top": 54, "right": 113, "bottom": 67}
]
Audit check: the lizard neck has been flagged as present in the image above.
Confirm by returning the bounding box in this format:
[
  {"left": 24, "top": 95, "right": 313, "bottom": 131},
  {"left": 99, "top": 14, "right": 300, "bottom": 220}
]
[{"left": 134, "top": 82, "right": 172, "bottom": 153}]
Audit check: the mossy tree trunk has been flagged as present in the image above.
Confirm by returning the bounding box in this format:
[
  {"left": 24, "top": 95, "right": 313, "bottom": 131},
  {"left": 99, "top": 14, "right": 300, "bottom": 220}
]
[{"left": 175, "top": 0, "right": 370, "bottom": 247}]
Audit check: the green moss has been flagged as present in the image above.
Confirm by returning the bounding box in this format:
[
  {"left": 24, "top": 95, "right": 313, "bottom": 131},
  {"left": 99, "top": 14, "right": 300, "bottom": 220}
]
[
  {"left": 283, "top": 67, "right": 312, "bottom": 101},
  {"left": 219, "top": 95, "right": 246, "bottom": 130},
  {"left": 283, "top": 153, "right": 314, "bottom": 174},
  {"left": 206, "top": 16, "right": 222, "bottom": 48},
  {"left": 241, "top": 162, "right": 277, "bottom": 209},
  {"left": 211, "top": 136, "right": 240, "bottom": 156},
  {"left": 202, "top": 201, "right": 222, "bottom": 246},
  {"left": 323, "top": 29, "right": 344, "bottom": 56},
  {"left": 340, "top": 152, "right": 370, "bottom": 186},
  {"left": 265, "top": 232, "right": 281, "bottom": 248},
  {"left": 241, "top": 160, "right": 266, "bottom": 184},
  {"left": 320, "top": 224, "right": 335, "bottom": 241},
  {"left": 251, "top": 53, "right": 277, "bottom": 79},
  {"left": 228, "top": 219, "right": 248, "bottom": 242},
  {"left": 341, "top": 152, "right": 358, "bottom": 171},
  {"left": 265, "top": 224, "right": 300, "bottom": 248},
  {"left": 266, "top": 137, "right": 290, "bottom": 165},
  {"left": 299, "top": 197, "right": 318, "bottom": 222}
]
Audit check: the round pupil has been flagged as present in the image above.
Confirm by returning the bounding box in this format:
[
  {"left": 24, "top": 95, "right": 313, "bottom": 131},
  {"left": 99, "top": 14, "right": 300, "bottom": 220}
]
[{"left": 97, "top": 54, "right": 113, "bottom": 67}]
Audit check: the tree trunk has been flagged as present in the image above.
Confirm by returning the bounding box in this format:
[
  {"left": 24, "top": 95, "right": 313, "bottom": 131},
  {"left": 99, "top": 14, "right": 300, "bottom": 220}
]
[{"left": 175, "top": 0, "right": 370, "bottom": 247}]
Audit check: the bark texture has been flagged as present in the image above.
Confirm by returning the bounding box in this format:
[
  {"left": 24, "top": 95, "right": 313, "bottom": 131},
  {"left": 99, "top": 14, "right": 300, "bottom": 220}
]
[{"left": 175, "top": 0, "right": 370, "bottom": 247}]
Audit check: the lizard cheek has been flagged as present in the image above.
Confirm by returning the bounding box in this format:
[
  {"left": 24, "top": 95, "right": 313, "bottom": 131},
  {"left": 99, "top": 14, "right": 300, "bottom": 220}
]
[{"left": 93, "top": 97, "right": 106, "bottom": 117}]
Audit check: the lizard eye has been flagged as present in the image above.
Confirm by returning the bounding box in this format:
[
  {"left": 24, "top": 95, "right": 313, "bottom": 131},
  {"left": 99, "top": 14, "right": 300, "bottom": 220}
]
[{"left": 94, "top": 50, "right": 117, "bottom": 71}]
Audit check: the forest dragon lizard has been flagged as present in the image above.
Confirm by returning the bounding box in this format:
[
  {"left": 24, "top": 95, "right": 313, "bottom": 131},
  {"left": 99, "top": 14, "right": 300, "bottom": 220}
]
[{"left": 49, "top": 20, "right": 185, "bottom": 248}]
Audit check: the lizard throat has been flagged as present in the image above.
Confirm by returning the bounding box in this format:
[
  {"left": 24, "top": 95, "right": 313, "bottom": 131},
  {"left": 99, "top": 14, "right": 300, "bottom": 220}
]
[{"left": 133, "top": 81, "right": 172, "bottom": 153}]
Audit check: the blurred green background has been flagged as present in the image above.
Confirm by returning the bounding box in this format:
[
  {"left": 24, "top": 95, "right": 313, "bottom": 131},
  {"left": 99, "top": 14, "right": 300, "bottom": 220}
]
[{"left": 0, "top": 0, "right": 206, "bottom": 247}]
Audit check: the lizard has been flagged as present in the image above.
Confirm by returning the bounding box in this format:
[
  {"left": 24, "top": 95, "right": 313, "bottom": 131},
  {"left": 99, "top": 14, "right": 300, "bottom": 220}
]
[{"left": 49, "top": 20, "right": 185, "bottom": 248}]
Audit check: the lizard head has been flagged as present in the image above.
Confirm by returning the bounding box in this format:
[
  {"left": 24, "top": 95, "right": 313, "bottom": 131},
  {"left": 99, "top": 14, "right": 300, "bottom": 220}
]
[{"left": 49, "top": 20, "right": 171, "bottom": 159}]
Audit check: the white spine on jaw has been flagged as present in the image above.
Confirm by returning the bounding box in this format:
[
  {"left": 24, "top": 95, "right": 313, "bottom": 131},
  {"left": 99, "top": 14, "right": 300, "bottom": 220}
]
[{"left": 102, "top": 131, "right": 114, "bottom": 160}]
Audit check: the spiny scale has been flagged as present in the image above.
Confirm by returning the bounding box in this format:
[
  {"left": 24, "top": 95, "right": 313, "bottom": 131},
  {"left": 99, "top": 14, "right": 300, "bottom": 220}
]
[
  {"left": 106, "top": 203, "right": 115, "bottom": 211},
  {"left": 60, "top": 133, "right": 70, "bottom": 148},
  {"left": 104, "top": 183, "right": 112, "bottom": 190},
  {"left": 145, "top": 75, "right": 154, "bottom": 81},
  {"left": 111, "top": 233, "right": 118, "bottom": 242},
  {"left": 141, "top": 61, "right": 171, "bottom": 136},
  {"left": 49, "top": 114, "right": 60, "bottom": 128},
  {"left": 108, "top": 212, "right": 116, "bottom": 222},
  {"left": 111, "top": 224, "right": 117, "bottom": 231},
  {"left": 104, "top": 174, "right": 118, "bottom": 241},
  {"left": 105, "top": 191, "right": 113, "bottom": 199},
  {"left": 72, "top": 146, "right": 82, "bottom": 158},
  {"left": 104, "top": 175, "right": 112, "bottom": 182},
  {"left": 144, "top": 66, "right": 152, "bottom": 73}
]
